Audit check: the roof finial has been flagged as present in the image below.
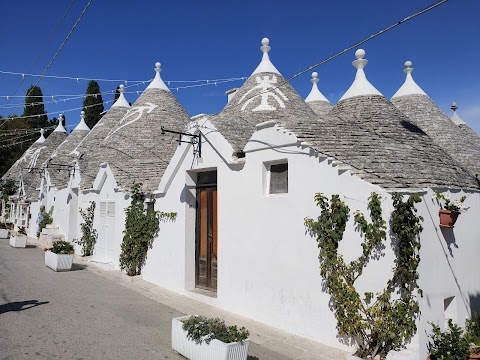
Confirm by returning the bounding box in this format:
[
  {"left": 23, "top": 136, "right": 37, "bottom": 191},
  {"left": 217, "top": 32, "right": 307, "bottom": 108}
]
[
  {"left": 450, "top": 101, "right": 466, "bottom": 125},
  {"left": 74, "top": 110, "right": 90, "bottom": 131},
  {"left": 251, "top": 37, "right": 280, "bottom": 75},
  {"left": 54, "top": 113, "right": 67, "bottom": 133},
  {"left": 36, "top": 128, "right": 46, "bottom": 143},
  {"left": 403, "top": 60, "right": 414, "bottom": 75},
  {"left": 305, "top": 72, "right": 330, "bottom": 103},
  {"left": 111, "top": 83, "right": 130, "bottom": 108},
  {"left": 339, "top": 49, "right": 382, "bottom": 101},
  {"left": 391, "top": 60, "right": 427, "bottom": 99},
  {"left": 352, "top": 49, "right": 368, "bottom": 73},
  {"left": 260, "top": 38, "right": 271, "bottom": 55},
  {"left": 145, "top": 61, "right": 170, "bottom": 91}
]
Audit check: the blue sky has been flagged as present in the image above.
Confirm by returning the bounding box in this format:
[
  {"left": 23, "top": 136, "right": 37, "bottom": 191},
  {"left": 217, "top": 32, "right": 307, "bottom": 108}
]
[{"left": 1, "top": 0, "right": 479, "bottom": 134}]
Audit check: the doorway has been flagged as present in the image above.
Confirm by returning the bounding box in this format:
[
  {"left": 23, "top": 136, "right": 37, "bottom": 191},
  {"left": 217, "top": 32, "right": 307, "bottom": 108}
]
[
  {"left": 94, "top": 200, "right": 115, "bottom": 263},
  {"left": 195, "top": 171, "right": 217, "bottom": 291}
]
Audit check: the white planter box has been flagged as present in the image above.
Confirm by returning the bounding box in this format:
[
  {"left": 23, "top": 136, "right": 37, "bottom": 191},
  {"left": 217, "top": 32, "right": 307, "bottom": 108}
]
[
  {"left": 0, "top": 229, "right": 9, "bottom": 239},
  {"left": 45, "top": 251, "right": 74, "bottom": 272},
  {"left": 10, "top": 235, "right": 27, "bottom": 248},
  {"left": 171, "top": 316, "right": 250, "bottom": 360}
]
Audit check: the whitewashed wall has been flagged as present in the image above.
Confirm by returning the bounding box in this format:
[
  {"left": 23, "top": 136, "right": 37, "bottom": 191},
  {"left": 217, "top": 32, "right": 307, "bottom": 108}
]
[{"left": 139, "top": 119, "right": 480, "bottom": 358}]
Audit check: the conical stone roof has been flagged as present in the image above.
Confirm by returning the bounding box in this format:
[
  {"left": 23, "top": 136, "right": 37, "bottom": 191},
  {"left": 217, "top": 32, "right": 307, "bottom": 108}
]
[
  {"left": 210, "top": 38, "right": 319, "bottom": 153},
  {"left": 47, "top": 112, "right": 90, "bottom": 189},
  {"left": 2, "top": 129, "right": 46, "bottom": 185},
  {"left": 391, "top": 62, "right": 480, "bottom": 178},
  {"left": 294, "top": 51, "right": 478, "bottom": 190},
  {"left": 73, "top": 85, "right": 130, "bottom": 190},
  {"left": 450, "top": 102, "right": 480, "bottom": 149},
  {"left": 305, "top": 72, "right": 332, "bottom": 118},
  {"left": 3, "top": 122, "right": 68, "bottom": 200},
  {"left": 97, "top": 63, "right": 190, "bottom": 191}
]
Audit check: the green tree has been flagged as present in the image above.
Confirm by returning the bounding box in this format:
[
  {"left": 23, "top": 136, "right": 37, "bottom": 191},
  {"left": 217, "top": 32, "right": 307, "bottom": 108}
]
[
  {"left": 22, "top": 85, "right": 48, "bottom": 128},
  {"left": 82, "top": 80, "right": 104, "bottom": 129},
  {"left": 113, "top": 85, "right": 121, "bottom": 103}
]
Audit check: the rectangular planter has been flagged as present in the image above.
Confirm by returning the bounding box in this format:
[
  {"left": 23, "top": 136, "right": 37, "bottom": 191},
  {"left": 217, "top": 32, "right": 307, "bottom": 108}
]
[
  {"left": 10, "top": 235, "right": 27, "bottom": 248},
  {"left": 0, "top": 229, "right": 9, "bottom": 239},
  {"left": 171, "top": 316, "right": 249, "bottom": 360},
  {"left": 45, "top": 251, "right": 74, "bottom": 272}
]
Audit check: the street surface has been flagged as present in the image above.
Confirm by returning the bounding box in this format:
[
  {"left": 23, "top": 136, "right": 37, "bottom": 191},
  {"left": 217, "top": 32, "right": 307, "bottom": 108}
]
[{"left": 0, "top": 239, "right": 288, "bottom": 360}]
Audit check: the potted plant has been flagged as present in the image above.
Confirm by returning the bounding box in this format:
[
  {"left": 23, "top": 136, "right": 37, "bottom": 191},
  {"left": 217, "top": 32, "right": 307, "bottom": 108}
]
[
  {"left": 427, "top": 319, "right": 469, "bottom": 360},
  {"left": 434, "top": 192, "right": 469, "bottom": 228},
  {"left": 466, "top": 313, "right": 480, "bottom": 359},
  {"left": 172, "top": 315, "right": 250, "bottom": 360},
  {"left": 44, "top": 240, "right": 75, "bottom": 271},
  {"left": 9, "top": 226, "right": 27, "bottom": 248},
  {"left": 0, "top": 222, "right": 10, "bottom": 239}
]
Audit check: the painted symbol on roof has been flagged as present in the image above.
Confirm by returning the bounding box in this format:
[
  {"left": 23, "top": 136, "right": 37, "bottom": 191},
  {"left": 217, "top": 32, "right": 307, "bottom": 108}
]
[
  {"left": 14, "top": 146, "right": 46, "bottom": 171},
  {"left": 105, "top": 102, "right": 158, "bottom": 140},
  {"left": 25, "top": 146, "right": 46, "bottom": 172},
  {"left": 238, "top": 75, "right": 288, "bottom": 112}
]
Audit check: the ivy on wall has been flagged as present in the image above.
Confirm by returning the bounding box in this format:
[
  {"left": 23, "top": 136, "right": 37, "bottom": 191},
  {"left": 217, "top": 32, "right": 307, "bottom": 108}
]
[
  {"left": 305, "top": 192, "right": 423, "bottom": 359},
  {"left": 119, "top": 184, "right": 177, "bottom": 276},
  {"left": 74, "top": 201, "right": 97, "bottom": 256}
]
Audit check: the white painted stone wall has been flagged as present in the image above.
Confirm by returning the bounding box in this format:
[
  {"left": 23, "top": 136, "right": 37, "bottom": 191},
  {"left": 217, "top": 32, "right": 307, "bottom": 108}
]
[{"left": 139, "top": 119, "right": 480, "bottom": 358}]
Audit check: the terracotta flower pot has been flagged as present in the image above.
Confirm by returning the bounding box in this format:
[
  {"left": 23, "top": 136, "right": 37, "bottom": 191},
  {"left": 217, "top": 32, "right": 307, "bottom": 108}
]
[
  {"left": 469, "top": 355, "right": 480, "bottom": 359},
  {"left": 439, "top": 209, "right": 460, "bottom": 228}
]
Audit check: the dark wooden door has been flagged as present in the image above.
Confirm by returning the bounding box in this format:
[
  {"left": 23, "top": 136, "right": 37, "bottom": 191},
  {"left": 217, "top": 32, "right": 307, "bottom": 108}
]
[{"left": 195, "top": 186, "right": 217, "bottom": 291}]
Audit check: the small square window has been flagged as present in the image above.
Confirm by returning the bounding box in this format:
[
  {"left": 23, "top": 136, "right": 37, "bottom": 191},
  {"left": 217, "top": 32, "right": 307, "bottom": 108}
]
[{"left": 269, "top": 163, "right": 288, "bottom": 194}]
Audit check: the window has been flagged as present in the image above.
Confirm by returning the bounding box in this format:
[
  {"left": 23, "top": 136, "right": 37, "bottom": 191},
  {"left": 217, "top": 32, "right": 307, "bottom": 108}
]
[{"left": 268, "top": 162, "right": 288, "bottom": 194}]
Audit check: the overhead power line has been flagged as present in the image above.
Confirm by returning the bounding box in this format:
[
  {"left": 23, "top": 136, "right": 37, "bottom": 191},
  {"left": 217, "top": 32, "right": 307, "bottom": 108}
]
[
  {"left": 4, "top": 0, "right": 77, "bottom": 107},
  {"left": 8, "top": 0, "right": 94, "bottom": 120}
]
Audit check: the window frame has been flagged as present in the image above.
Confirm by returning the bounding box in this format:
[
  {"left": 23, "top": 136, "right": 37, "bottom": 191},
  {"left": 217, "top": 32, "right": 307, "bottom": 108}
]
[{"left": 264, "top": 159, "right": 289, "bottom": 196}]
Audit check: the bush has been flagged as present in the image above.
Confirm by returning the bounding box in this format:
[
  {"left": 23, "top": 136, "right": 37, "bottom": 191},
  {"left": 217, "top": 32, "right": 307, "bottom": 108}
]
[
  {"left": 74, "top": 201, "right": 97, "bottom": 256},
  {"left": 48, "top": 240, "right": 74, "bottom": 255},
  {"left": 428, "top": 319, "right": 469, "bottom": 360},
  {"left": 182, "top": 315, "right": 249, "bottom": 345},
  {"left": 39, "top": 207, "right": 54, "bottom": 234}
]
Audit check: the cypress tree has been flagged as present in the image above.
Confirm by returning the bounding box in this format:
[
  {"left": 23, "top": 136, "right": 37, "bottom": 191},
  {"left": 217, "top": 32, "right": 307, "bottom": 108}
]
[
  {"left": 113, "top": 85, "right": 121, "bottom": 104},
  {"left": 23, "top": 85, "right": 48, "bottom": 128},
  {"left": 82, "top": 80, "right": 104, "bottom": 129}
]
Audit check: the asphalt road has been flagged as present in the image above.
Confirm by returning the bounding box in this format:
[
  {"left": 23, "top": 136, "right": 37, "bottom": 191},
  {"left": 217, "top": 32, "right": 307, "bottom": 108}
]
[{"left": 0, "top": 239, "right": 288, "bottom": 360}]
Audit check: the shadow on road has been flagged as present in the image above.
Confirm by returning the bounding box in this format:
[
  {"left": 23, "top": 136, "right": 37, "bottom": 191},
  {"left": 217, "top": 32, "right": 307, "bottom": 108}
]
[
  {"left": 71, "top": 264, "right": 86, "bottom": 271},
  {"left": 248, "top": 357, "right": 259, "bottom": 360},
  {"left": 0, "top": 300, "right": 49, "bottom": 314}
]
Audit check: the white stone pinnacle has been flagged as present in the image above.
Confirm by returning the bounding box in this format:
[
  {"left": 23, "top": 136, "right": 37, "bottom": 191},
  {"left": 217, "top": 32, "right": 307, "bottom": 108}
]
[
  {"left": 450, "top": 102, "right": 467, "bottom": 125},
  {"left": 339, "top": 49, "right": 382, "bottom": 101},
  {"left": 35, "top": 128, "right": 46, "bottom": 143},
  {"left": 74, "top": 110, "right": 90, "bottom": 131},
  {"left": 54, "top": 114, "right": 67, "bottom": 133},
  {"left": 251, "top": 37, "right": 281, "bottom": 76},
  {"left": 111, "top": 83, "right": 130, "bottom": 108},
  {"left": 391, "top": 61, "right": 427, "bottom": 99},
  {"left": 146, "top": 62, "right": 171, "bottom": 91},
  {"left": 305, "top": 72, "right": 329, "bottom": 103}
]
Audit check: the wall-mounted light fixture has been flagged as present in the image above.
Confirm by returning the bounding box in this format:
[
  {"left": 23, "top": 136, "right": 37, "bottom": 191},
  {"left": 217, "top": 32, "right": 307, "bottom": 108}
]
[{"left": 160, "top": 126, "right": 202, "bottom": 158}]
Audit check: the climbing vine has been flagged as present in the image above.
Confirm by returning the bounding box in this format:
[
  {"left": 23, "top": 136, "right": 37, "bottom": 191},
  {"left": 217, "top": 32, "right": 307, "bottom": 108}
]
[
  {"left": 304, "top": 192, "right": 423, "bottom": 359},
  {"left": 74, "top": 201, "right": 97, "bottom": 256},
  {"left": 119, "top": 184, "right": 177, "bottom": 276},
  {"left": 39, "top": 206, "right": 54, "bottom": 234}
]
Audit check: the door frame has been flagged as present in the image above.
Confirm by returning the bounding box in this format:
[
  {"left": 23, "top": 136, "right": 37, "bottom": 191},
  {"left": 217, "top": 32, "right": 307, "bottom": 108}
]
[{"left": 195, "top": 175, "right": 217, "bottom": 292}]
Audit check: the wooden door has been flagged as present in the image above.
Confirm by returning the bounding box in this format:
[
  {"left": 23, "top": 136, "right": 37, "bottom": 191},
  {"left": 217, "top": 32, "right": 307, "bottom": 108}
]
[{"left": 195, "top": 186, "right": 217, "bottom": 291}]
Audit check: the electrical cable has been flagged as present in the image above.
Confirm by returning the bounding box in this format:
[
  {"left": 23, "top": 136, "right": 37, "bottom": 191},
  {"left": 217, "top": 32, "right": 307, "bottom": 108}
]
[
  {"left": 6, "top": 0, "right": 94, "bottom": 122},
  {"left": 3, "top": 0, "right": 77, "bottom": 107}
]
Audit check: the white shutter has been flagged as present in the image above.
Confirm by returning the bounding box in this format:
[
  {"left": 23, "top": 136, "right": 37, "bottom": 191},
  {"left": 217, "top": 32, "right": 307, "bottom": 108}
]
[
  {"left": 100, "top": 202, "right": 107, "bottom": 217},
  {"left": 107, "top": 202, "right": 115, "bottom": 218}
]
